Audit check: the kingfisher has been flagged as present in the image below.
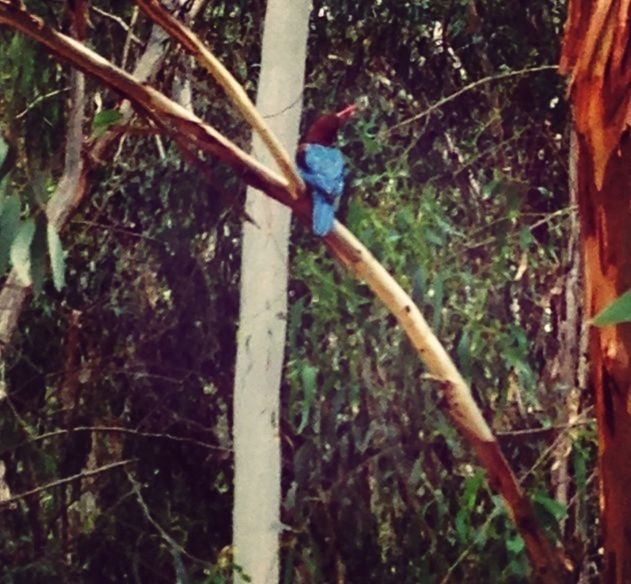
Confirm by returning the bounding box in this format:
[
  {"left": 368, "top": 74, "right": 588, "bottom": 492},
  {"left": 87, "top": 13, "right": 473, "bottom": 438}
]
[{"left": 296, "top": 104, "right": 356, "bottom": 236}]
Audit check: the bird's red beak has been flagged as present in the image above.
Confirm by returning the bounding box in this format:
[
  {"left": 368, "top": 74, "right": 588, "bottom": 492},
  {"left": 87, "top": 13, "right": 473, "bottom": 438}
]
[{"left": 335, "top": 104, "right": 357, "bottom": 121}]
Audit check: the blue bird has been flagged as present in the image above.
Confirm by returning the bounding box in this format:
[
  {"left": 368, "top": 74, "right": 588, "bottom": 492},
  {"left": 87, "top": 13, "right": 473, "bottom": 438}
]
[{"left": 297, "top": 105, "right": 356, "bottom": 236}]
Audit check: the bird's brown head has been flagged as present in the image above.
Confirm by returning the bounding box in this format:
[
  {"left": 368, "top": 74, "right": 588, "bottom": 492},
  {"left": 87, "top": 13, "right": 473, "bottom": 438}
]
[{"left": 303, "top": 104, "right": 356, "bottom": 146}]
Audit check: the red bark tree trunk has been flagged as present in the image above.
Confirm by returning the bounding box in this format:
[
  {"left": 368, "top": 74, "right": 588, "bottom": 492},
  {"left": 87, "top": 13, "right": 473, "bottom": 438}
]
[{"left": 561, "top": 1, "right": 631, "bottom": 581}]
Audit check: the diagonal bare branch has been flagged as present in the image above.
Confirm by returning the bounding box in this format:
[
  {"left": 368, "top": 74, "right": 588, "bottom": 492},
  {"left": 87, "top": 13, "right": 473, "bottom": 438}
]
[{"left": 136, "top": 0, "right": 304, "bottom": 199}]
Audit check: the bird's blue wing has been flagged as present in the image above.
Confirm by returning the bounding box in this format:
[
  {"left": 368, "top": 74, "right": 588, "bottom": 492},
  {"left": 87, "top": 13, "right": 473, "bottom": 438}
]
[
  {"left": 311, "top": 191, "right": 336, "bottom": 236},
  {"left": 300, "top": 144, "right": 346, "bottom": 201}
]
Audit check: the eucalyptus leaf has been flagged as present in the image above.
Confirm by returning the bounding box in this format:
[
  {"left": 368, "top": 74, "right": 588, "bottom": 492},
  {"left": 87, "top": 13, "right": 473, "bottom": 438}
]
[
  {"left": 431, "top": 273, "right": 445, "bottom": 331},
  {"left": 47, "top": 222, "right": 65, "bottom": 291},
  {"left": 506, "top": 536, "right": 525, "bottom": 554},
  {"left": 0, "top": 175, "right": 9, "bottom": 203},
  {"left": 533, "top": 491, "right": 567, "bottom": 521},
  {"left": 10, "top": 219, "right": 35, "bottom": 286},
  {"left": 0, "top": 135, "right": 7, "bottom": 160},
  {"left": 297, "top": 364, "right": 318, "bottom": 434},
  {"left": 0, "top": 194, "right": 21, "bottom": 273},
  {"left": 91, "top": 109, "right": 124, "bottom": 138},
  {"left": 592, "top": 290, "right": 631, "bottom": 326},
  {"left": 0, "top": 135, "right": 9, "bottom": 178},
  {"left": 30, "top": 218, "right": 47, "bottom": 295}
]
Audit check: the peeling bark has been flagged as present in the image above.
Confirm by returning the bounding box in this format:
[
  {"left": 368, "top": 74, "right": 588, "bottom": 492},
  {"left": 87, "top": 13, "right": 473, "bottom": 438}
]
[
  {"left": 578, "top": 132, "right": 631, "bottom": 582},
  {"left": 560, "top": 0, "right": 631, "bottom": 189},
  {"left": 561, "top": 2, "right": 631, "bottom": 580}
]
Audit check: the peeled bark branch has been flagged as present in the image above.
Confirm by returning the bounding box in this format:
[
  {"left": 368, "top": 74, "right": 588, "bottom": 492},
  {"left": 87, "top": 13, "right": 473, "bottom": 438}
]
[
  {"left": 0, "top": 2, "right": 290, "bottom": 200},
  {"left": 135, "top": 0, "right": 304, "bottom": 199},
  {"left": 0, "top": 2, "right": 572, "bottom": 578}
]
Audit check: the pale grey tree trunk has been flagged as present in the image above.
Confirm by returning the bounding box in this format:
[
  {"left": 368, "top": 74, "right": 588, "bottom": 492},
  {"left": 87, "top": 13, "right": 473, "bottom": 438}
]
[{"left": 232, "top": 1, "right": 310, "bottom": 582}]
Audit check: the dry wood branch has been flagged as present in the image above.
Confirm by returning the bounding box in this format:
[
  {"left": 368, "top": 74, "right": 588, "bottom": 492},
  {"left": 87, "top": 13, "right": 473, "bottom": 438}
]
[
  {"left": 91, "top": 5, "right": 143, "bottom": 47},
  {"left": 15, "top": 87, "right": 69, "bottom": 119},
  {"left": 135, "top": 0, "right": 304, "bottom": 199},
  {"left": 325, "top": 226, "right": 572, "bottom": 580},
  {"left": 0, "top": 2, "right": 572, "bottom": 578}
]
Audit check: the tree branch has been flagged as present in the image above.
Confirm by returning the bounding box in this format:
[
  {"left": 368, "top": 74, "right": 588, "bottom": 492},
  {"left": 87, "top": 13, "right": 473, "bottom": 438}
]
[
  {"left": 135, "top": 0, "right": 304, "bottom": 199},
  {"left": 387, "top": 65, "right": 559, "bottom": 135},
  {"left": 1, "top": 425, "right": 229, "bottom": 455},
  {"left": 91, "top": 5, "right": 143, "bottom": 47},
  {"left": 0, "top": 2, "right": 290, "bottom": 204},
  {"left": 0, "top": 459, "right": 135, "bottom": 508}
]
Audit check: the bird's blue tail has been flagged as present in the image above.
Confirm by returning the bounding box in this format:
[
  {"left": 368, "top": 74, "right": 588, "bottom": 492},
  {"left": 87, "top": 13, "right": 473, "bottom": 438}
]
[{"left": 312, "top": 191, "right": 336, "bottom": 236}]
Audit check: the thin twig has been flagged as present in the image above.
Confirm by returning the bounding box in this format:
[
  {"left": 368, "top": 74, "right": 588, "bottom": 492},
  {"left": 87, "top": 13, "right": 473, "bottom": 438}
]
[
  {"left": 566, "top": 471, "right": 597, "bottom": 510},
  {"left": 126, "top": 471, "right": 215, "bottom": 568},
  {"left": 121, "top": 6, "right": 140, "bottom": 70},
  {"left": 495, "top": 418, "right": 594, "bottom": 439},
  {"left": 15, "top": 87, "right": 69, "bottom": 119},
  {"left": 91, "top": 5, "right": 143, "bottom": 46},
  {"left": 1, "top": 425, "right": 229, "bottom": 456},
  {"left": 0, "top": 459, "right": 135, "bottom": 507},
  {"left": 523, "top": 407, "right": 594, "bottom": 482},
  {"left": 71, "top": 219, "right": 166, "bottom": 244},
  {"left": 387, "top": 65, "right": 559, "bottom": 135},
  {"left": 458, "top": 206, "right": 573, "bottom": 256}
]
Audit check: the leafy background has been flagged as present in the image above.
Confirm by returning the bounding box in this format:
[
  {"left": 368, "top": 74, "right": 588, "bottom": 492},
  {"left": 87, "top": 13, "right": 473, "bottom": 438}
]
[{"left": 0, "top": 1, "right": 598, "bottom": 582}]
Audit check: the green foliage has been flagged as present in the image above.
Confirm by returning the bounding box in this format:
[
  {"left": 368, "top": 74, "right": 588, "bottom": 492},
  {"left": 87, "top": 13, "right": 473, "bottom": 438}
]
[
  {"left": 0, "top": 134, "right": 12, "bottom": 180},
  {"left": 30, "top": 216, "right": 48, "bottom": 294},
  {"left": 592, "top": 290, "right": 631, "bottom": 326},
  {"left": 0, "top": 187, "right": 65, "bottom": 292},
  {"left": 10, "top": 217, "right": 35, "bottom": 285},
  {"left": 297, "top": 364, "right": 318, "bottom": 433},
  {"left": 0, "top": 194, "right": 21, "bottom": 272},
  {"left": 47, "top": 222, "right": 65, "bottom": 291},
  {"left": 91, "top": 109, "right": 124, "bottom": 139}
]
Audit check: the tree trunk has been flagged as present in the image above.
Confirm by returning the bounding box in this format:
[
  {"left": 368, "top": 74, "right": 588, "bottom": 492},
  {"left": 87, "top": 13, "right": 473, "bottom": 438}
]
[
  {"left": 551, "top": 131, "right": 581, "bottom": 523},
  {"left": 560, "top": 1, "right": 631, "bottom": 580},
  {"left": 232, "top": 1, "right": 310, "bottom": 582},
  {"left": 577, "top": 134, "right": 631, "bottom": 582}
]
